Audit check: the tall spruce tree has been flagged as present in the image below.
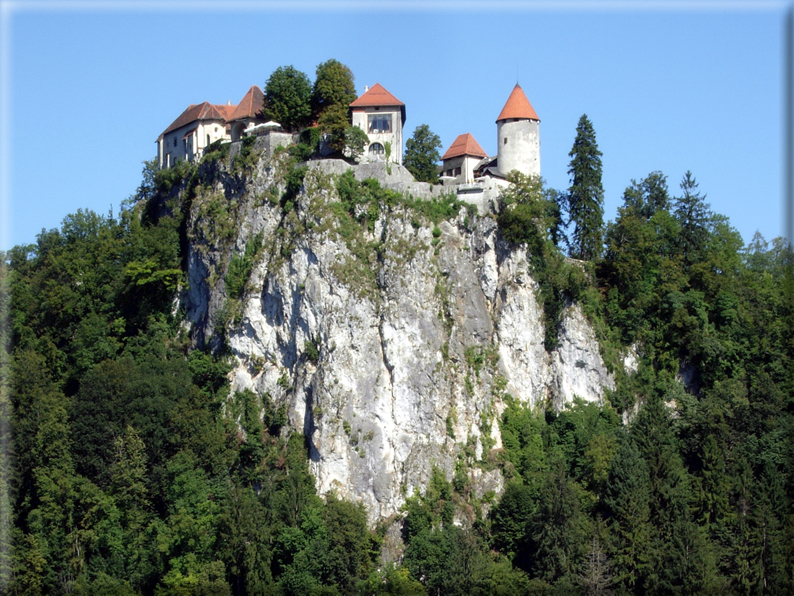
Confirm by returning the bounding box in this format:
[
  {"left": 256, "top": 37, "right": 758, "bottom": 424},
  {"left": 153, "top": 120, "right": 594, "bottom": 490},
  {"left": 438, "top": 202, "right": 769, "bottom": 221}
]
[
  {"left": 674, "top": 171, "right": 711, "bottom": 267},
  {"left": 566, "top": 114, "right": 605, "bottom": 260}
]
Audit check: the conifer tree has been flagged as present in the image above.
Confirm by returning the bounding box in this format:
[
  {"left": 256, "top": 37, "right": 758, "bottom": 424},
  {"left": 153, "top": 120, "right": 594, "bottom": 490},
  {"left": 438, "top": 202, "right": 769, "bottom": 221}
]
[
  {"left": 674, "top": 171, "right": 711, "bottom": 266},
  {"left": 566, "top": 114, "right": 605, "bottom": 260}
]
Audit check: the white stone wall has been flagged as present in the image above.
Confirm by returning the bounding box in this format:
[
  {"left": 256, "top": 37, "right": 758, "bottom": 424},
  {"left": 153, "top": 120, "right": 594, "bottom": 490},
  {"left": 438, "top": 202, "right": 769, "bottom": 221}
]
[
  {"left": 441, "top": 155, "right": 486, "bottom": 184},
  {"left": 158, "top": 119, "right": 230, "bottom": 168},
  {"left": 351, "top": 107, "right": 403, "bottom": 166},
  {"left": 496, "top": 118, "right": 540, "bottom": 178}
]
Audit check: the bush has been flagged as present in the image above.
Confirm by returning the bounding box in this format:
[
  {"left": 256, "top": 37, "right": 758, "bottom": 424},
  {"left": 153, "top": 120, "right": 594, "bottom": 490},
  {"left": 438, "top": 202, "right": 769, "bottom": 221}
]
[{"left": 304, "top": 339, "right": 320, "bottom": 364}]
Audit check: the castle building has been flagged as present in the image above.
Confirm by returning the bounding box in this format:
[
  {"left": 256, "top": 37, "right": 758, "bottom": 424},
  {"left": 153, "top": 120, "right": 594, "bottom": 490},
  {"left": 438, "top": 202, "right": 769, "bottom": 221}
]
[
  {"left": 440, "top": 133, "right": 488, "bottom": 184},
  {"left": 349, "top": 83, "right": 405, "bottom": 165},
  {"left": 471, "top": 84, "right": 541, "bottom": 182},
  {"left": 156, "top": 101, "right": 236, "bottom": 169},
  {"left": 495, "top": 83, "right": 541, "bottom": 178},
  {"left": 227, "top": 85, "right": 268, "bottom": 142}
]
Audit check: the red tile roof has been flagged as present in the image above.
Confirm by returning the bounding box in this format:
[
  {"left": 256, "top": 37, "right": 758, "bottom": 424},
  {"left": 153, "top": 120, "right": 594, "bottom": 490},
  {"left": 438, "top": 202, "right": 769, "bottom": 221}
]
[
  {"left": 227, "top": 85, "right": 265, "bottom": 122},
  {"left": 350, "top": 83, "right": 404, "bottom": 108},
  {"left": 442, "top": 133, "right": 488, "bottom": 160},
  {"left": 496, "top": 84, "right": 540, "bottom": 122},
  {"left": 161, "top": 101, "right": 237, "bottom": 136}
]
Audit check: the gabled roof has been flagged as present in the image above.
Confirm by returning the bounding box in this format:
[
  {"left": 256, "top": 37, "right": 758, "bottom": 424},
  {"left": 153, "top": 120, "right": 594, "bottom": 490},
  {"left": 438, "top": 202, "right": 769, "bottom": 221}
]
[
  {"left": 442, "top": 133, "right": 488, "bottom": 161},
  {"left": 496, "top": 84, "right": 540, "bottom": 123},
  {"left": 161, "top": 102, "right": 237, "bottom": 136},
  {"left": 227, "top": 86, "right": 265, "bottom": 123},
  {"left": 350, "top": 83, "right": 406, "bottom": 125},
  {"left": 350, "top": 83, "right": 404, "bottom": 108}
]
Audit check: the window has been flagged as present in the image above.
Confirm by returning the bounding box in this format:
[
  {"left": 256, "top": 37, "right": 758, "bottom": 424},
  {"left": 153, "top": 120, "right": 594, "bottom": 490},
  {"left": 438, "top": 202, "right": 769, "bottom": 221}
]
[
  {"left": 504, "top": 137, "right": 508, "bottom": 145},
  {"left": 455, "top": 167, "right": 461, "bottom": 176},
  {"left": 368, "top": 143, "right": 385, "bottom": 158},
  {"left": 173, "top": 137, "right": 177, "bottom": 147},
  {"left": 368, "top": 114, "right": 391, "bottom": 134},
  {"left": 207, "top": 134, "right": 211, "bottom": 146}
]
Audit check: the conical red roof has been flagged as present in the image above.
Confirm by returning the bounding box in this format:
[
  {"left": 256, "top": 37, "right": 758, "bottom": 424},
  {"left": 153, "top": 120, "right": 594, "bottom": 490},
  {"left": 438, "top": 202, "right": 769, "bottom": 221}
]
[
  {"left": 350, "top": 83, "right": 404, "bottom": 107},
  {"left": 496, "top": 84, "right": 539, "bottom": 122},
  {"left": 442, "top": 133, "right": 488, "bottom": 160},
  {"left": 228, "top": 85, "right": 265, "bottom": 122}
]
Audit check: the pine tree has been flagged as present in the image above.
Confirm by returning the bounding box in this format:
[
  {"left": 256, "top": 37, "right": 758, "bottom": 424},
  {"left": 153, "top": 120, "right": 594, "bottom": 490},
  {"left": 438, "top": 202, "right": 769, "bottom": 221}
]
[
  {"left": 674, "top": 171, "right": 711, "bottom": 267},
  {"left": 566, "top": 114, "right": 605, "bottom": 260},
  {"left": 604, "top": 440, "right": 653, "bottom": 592}
]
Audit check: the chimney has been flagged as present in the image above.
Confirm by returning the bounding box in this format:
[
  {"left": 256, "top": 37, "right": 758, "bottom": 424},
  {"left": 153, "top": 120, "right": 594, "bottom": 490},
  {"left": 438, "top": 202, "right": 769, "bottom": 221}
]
[{"left": 364, "top": 85, "right": 369, "bottom": 93}]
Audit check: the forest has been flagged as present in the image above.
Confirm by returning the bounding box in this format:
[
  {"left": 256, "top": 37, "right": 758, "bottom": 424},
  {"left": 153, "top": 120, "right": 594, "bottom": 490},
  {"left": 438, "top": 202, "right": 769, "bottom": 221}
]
[{"left": 1, "top": 61, "right": 792, "bottom": 596}]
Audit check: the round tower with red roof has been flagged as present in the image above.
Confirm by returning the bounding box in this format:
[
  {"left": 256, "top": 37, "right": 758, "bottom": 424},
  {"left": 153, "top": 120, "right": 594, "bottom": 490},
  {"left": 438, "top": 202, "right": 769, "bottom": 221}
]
[{"left": 496, "top": 84, "right": 540, "bottom": 178}]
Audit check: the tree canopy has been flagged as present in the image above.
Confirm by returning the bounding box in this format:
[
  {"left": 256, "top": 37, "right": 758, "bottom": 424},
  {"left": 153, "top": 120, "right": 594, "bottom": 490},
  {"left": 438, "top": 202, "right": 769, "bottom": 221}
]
[
  {"left": 4, "top": 113, "right": 793, "bottom": 595},
  {"left": 263, "top": 65, "right": 312, "bottom": 132},
  {"left": 311, "top": 59, "right": 356, "bottom": 118},
  {"left": 403, "top": 125, "right": 442, "bottom": 183}
]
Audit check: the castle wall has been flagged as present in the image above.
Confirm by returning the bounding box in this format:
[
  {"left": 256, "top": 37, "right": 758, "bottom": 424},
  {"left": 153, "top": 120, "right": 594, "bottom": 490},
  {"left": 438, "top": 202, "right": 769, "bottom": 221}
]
[
  {"left": 496, "top": 119, "right": 540, "bottom": 178},
  {"left": 351, "top": 106, "right": 403, "bottom": 165}
]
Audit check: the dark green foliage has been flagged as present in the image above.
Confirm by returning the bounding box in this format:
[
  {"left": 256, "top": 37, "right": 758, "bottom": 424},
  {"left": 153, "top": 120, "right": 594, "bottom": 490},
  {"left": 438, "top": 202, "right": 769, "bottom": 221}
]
[
  {"left": 496, "top": 172, "right": 584, "bottom": 350},
  {"left": 304, "top": 339, "right": 320, "bottom": 364},
  {"left": 674, "top": 171, "right": 711, "bottom": 267},
  {"left": 6, "top": 125, "right": 793, "bottom": 595},
  {"left": 344, "top": 125, "right": 369, "bottom": 163},
  {"left": 310, "top": 59, "right": 356, "bottom": 154},
  {"left": 311, "top": 59, "right": 356, "bottom": 119},
  {"left": 403, "top": 124, "right": 442, "bottom": 183},
  {"left": 565, "top": 114, "right": 605, "bottom": 260},
  {"left": 225, "top": 232, "right": 263, "bottom": 299},
  {"left": 263, "top": 65, "right": 312, "bottom": 132},
  {"left": 202, "top": 138, "right": 230, "bottom": 163},
  {"left": 231, "top": 134, "right": 258, "bottom": 172},
  {"left": 622, "top": 170, "right": 670, "bottom": 219}
]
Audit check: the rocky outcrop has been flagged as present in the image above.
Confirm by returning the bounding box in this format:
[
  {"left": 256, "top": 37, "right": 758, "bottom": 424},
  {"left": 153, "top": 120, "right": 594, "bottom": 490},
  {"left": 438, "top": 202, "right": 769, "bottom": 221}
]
[{"left": 180, "top": 151, "right": 615, "bottom": 522}]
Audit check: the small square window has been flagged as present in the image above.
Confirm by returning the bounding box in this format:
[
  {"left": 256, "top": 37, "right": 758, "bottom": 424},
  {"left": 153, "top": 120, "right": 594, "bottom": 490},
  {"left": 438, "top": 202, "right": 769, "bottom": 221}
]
[{"left": 504, "top": 138, "right": 508, "bottom": 145}]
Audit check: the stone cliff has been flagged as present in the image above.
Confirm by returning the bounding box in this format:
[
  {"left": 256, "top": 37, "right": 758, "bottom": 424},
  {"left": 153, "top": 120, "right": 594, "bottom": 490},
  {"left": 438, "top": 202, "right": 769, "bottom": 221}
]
[{"left": 179, "top": 148, "right": 615, "bottom": 523}]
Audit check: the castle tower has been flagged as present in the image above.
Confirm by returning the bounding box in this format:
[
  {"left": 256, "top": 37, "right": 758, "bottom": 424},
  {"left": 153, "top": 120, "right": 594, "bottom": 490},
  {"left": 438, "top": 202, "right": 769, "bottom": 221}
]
[{"left": 496, "top": 84, "right": 540, "bottom": 178}]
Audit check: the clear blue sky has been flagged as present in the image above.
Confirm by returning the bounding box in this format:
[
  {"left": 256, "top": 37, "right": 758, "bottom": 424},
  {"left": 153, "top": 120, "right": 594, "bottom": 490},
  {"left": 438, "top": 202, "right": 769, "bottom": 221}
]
[{"left": 0, "top": 1, "right": 787, "bottom": 252}]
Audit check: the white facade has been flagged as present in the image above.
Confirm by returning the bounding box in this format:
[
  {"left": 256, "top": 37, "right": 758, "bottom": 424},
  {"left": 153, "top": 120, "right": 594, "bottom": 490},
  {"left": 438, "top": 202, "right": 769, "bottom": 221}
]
[
  {"left": 441, "top": 154, "right": 483, "bottom": 184},
  {"left": 496, "top": 118, "right": 540, "bottom": 178},
  {"left": 157, "top": 119, "right": 230, "bottom": 169},
  {"left": 351, "top": 106, "right": 404, "bottom": 166}
]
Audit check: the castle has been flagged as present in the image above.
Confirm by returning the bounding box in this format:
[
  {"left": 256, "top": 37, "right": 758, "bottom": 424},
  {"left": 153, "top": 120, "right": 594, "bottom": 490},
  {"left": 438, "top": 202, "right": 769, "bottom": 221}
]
[{"left": 155, "top": 82, "right": 541, "bottom": 191}]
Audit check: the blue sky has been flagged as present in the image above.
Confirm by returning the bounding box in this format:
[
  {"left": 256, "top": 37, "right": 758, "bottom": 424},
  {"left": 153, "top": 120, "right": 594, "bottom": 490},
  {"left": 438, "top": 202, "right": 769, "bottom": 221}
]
[{"left": 0, "top": 1, "right": 787, "bottom": 252}]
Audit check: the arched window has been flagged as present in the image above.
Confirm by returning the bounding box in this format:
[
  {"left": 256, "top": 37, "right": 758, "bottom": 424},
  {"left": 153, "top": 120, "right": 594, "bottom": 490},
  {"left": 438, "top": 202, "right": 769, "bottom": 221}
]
[{"left": 368, "top": 143, "right": 385, "bottom": 159}]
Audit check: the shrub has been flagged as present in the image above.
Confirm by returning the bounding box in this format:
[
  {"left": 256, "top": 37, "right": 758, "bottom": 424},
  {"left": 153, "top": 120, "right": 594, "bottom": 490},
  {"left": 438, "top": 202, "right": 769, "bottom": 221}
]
[{"left": 304, "top": 339, "right": 320, "bottom": 364}]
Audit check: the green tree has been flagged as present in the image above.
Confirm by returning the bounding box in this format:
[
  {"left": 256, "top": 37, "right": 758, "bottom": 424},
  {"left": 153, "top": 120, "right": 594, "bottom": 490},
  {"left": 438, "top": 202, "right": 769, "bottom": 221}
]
[
  {"left": 316, "top": 103, "right": 350, "bottom": 154},
  {"left": 621, "top": 171, "right": 670, "bottom": 220},
  {"left": 565, "top": 114, "right": 605, "bottom": 260},
  {"left": 674, "top": 171, "right": 711, "bottom": 267},
  {"left": 604, "top": 440, "right": 653, "bottom": 592},
  {"left": 403, "top": 125, "right": 442, "bottom": 183},
  {"left": 263, "top": 66, "right": 312, "bottom": 132},
  {"left": 311, "top": 59, "right": 356, "bottom": 119},
  {"left": 343, "top": 125, "right": 369, "bottom": 163}
]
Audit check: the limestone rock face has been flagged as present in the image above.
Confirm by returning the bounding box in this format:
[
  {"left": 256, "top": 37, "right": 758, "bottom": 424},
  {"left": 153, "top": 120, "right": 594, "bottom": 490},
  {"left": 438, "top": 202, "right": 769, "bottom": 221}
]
[{"left": 181, "top": 153, "right": 614, "bottom": 522}]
